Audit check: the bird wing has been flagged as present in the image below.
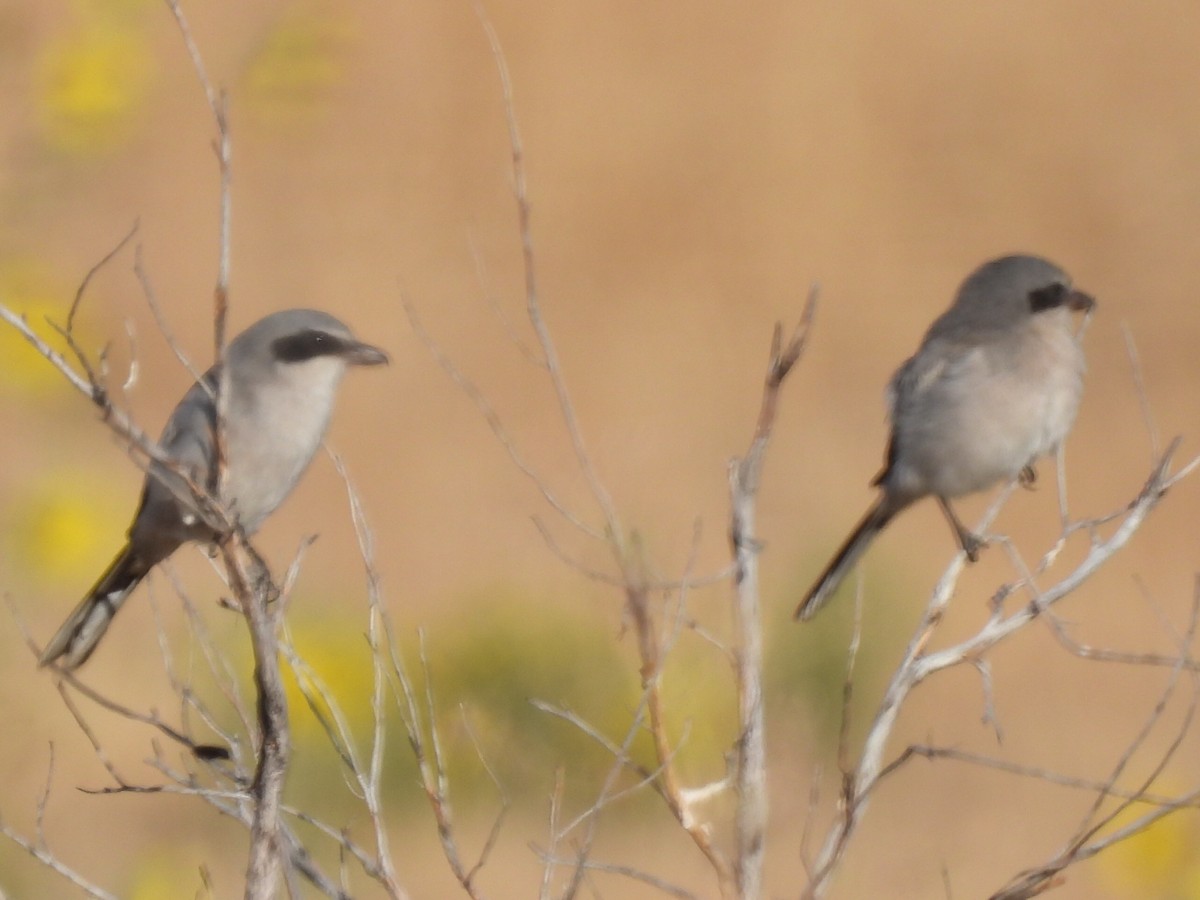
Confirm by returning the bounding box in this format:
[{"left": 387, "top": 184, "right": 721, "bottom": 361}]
[
  {"left": 875, "top": 336, "right": 979, "bottom": 487},
  {"left": 125, "top": 367, "right": 223, "bottom": 545}
]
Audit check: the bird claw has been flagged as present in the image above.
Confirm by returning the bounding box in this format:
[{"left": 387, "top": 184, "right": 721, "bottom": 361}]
[
  {"left": 961, "top": 531, "right": 985, "bottom": 562},
  {"left": 1018, "top": 465, "right": 1037, "bottom": 490},
  {"left": 938, "top": 496, "right": 987, "bottom": 563}
]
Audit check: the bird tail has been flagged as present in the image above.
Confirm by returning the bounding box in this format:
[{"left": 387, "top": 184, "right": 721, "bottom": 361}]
[
  {"left": 794, "top": 497, "right": 900, "bottom": 621},
  {"left": 39, "top": 546, "right": 150, "bottom": 670}
]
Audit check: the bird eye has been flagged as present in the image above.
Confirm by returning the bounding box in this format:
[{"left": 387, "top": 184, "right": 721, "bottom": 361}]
[{"left": 1028, "top": 282, "right": 1067, "bottom": 312}]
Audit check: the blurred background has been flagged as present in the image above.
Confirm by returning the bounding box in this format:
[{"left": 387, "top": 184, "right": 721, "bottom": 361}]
[{"left": 2, "top": 1, "right": 1200, "bottom": 897}]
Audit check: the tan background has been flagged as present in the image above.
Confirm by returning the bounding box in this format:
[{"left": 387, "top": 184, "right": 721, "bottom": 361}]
[{"left": 2, "top": 1, "right": 1199, "bottom": 897}]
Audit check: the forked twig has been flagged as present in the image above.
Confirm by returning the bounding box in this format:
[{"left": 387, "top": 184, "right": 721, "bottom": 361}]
[
  {"left": 728, "top": 292, "right": 817, "bottom": 898},
  {"left": 803, "top": 438, "right": 1195, "bottom": 898}
]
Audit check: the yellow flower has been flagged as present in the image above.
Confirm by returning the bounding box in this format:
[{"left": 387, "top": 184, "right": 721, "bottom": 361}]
[
  {"left": 7, "top": 472, "right": 126, "bottom": 587},
  {"left": 1094, "top": 796, "right": 1200, "bottom": 899},
  {"left": 282, "top": 613, "right": 377, "bottom": 740},
  {"left": 241, "top": 5, "right": 356, "bottom": 128},
  {"left": 38, "top": 21, "right": 152, "bottom": 155},
  {"left": 0, "top": 259, "right": 88, "bottom": 398}
]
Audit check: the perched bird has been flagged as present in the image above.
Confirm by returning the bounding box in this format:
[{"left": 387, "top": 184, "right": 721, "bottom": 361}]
[
  {"left": 39, "top": 309, "right": 389, "bottom": 669},
  {"left": 795, "top": 254, "right": 1094, "bottom": 621}
]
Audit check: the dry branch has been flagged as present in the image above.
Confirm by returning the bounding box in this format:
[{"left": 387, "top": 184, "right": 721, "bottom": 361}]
[
  {"left": 800, "top": 437, "right": 1200, "bottom": 898},
  {"left": 727, "top": 295, "right": 817, "bottom": 899}
]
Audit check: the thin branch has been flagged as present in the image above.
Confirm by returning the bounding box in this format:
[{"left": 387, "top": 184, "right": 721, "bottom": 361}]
[
  {"left": 555, "top": 684, "right": 660, "bottom": 900},
  {"left": 133, "top": 244, "right": 210, "bottom": 392},
  {"left": 1121, "top": 322, "right": 1159, "bottom": 461},
  {"left": 727, "top": 292, "right": 816, "bottom": 899},
  {"left": 57, "top": 221, "right": 140, "bottom": 385},
  {"left": 989, "top": 590, "right": 1200, "bottom": 899},
  {"left": 803, "top": 437, "right": 1191, "bottom": 898},
  {"left": 330, "top": 451, "right": 410, "bottom": 897},
  {"left": 0, "top": 819, "right": 118, "bottom": 900},
  {"left": 533, "top": 851, "right": 699, "bottom": 900},
  {"left": 473, "top": 2, "right": 625, "bottom": 555},
  {"left": 896, "top": 744, "right": 1200, "bottom": 808},
  {"left": 401, "top": 293, "right": 602, "bottom": 541}
]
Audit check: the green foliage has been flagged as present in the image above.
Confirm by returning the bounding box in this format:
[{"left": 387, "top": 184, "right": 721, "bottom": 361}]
[
  {"left": 417, "top": 592, "right": 645, "bottom": 808},
  {"left": 239, "top": 3, "right": 355, "bottom": 129},
  {"left": 254, "top": 587, "right": 747, "bottom": 823},
  {"left": 766, "top": 558, "right": 912, "bottom": 748}
]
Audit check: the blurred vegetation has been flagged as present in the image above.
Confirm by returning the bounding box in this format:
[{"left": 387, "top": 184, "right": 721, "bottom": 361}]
[
  {"left": 767, "top": 552, "right": 913, "bottom": 748},
  {"left": 36, "top": 8, "right": 153, "bottom": 156},
  {"left": 239, "top": 2, "right": 355, "bottom": 129},
  {"left": 0, "top": 259, "right": 94, "bottom": 398},
  {"left": 177, "top": 586, "right": 838, "bottom": 829},
  {"left": 1094, "top": 796, "right": 1200, "bottom": 899},
  {"left": 5, "top": 469, "right": 125, "bottom": 589},
  {"left": 201, "top": 590, "right": 742, "bottom": 823},
  {"left": 6, "top": 1, "right": 1200, "bottom": 895},
  {"left": 31, "top": 0, "right": 354, "bottom": 156}
]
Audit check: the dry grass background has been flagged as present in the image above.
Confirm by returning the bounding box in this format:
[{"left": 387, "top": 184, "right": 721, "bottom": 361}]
[{"left": 2, "top": 1, "right": 1200, "bottom": 897}]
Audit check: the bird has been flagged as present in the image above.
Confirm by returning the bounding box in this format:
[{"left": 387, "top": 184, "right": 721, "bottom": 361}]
[
  {"left": 39, "top": 309, "right": 389, "bottom": 669},
  {"left": 795, "top": 254, "right": 1095, "bottom": 621}
]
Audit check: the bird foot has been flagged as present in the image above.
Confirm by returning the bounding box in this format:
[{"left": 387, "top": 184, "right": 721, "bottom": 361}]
[
  {"left": 251, "top": 564, "right": 280, "bottom": 605},
  {"left": 960, "top": 531, "right": 986, "bottom": 563},
  {"left": 938, "top": 496, "right": 987, "bottom": 563},
  {"left": 1018, "top": 465, "right": 1037, "bottom": 490}
]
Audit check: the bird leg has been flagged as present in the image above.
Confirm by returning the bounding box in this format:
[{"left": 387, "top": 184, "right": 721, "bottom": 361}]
[{"left": 936, "top": 496, "right": 985, "bottom": 562}]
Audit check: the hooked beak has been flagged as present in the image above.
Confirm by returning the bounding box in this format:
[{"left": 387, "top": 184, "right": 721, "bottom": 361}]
[
  {"left": 341, "top": 339, "right": 390, "bottom": 367},
  {"left": 1066, "top": 289, "right": 1096, "bottom": 313}
]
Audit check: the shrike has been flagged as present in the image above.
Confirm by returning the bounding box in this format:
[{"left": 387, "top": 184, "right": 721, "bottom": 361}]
[
  {"left": 795, "top": 254, "right": 1094, "bottom": 621},
  {"left": 39, "top": 309, "right": 389, "bottom": 669}
]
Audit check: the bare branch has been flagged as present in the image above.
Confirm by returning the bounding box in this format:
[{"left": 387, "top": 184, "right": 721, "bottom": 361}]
[
  {"left": 221, "top": 538, "right": 290, "bottom": 900},
  {"left": 473, "top": 2, "right": 625, "bottom": 555},
  {"left": 802, "top": 436, "right": 1193, "bottom": 898},
  {"left": 0, "top": 817, "right": 117, "bottom": 900},
  {"left": 989, "top": 588, "right": 1200, "bottom": 899},
  {"left": 898, "top": 744, "right": 1200, "bottom": 808},
  {"left": 533, "top": 850, "right": 700, "bottom": 900},
  {"left": 1121, "top": 322, "right": 1160, "bottom": 461},
  {"left": 727, "top": 290, "right": 817, "bottom": 899},
  {"left": 401, "top": 293, "right": 602, "bottom": 541},
  {"left": 56, "top": 221, "right": 140, "bottom": 385}
]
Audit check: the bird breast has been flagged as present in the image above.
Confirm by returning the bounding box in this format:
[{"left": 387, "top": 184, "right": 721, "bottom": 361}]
[{"left": 221, "top": 358, "right": 346, "bottom": 533}]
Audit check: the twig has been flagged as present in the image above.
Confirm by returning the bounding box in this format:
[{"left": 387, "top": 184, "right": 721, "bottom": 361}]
[
  {"left": 160, "top": 2, "right": 293, "bottom": 896},
  {"left": 727, "top": 293, "right": 816, "bottom": 899},
  {"left": 133, "top": 244, "right": 210, "bottom": 392},
  {"left": 473, "top": 2, "right": 625, "bottom": 555},
  {"left": 533, "top": 851, "right": 699, "bottom": 900},
  {"left": 989, "top": 588, "right": 1200, "bottom": 899},
  {"left": 401, "top": 294, "right": 602, "bottom": 541},
  {"left": 802, "top": 438, "right": 1191, "bottom": 898},
  {"left": 1121, "top": 322, "right": 1160, "bottom": 461},
  {"left": 57, "top": 221, "right": 140, "bottom": 385},
  {"left": 555, "top": 685, "right": 659, "bottom": 900},
  {"left": 0, "top": 817, "right": 117, "bottom": 900},
  {"left": 894, "top": 744, "right": 1200, "bottom": 807}
]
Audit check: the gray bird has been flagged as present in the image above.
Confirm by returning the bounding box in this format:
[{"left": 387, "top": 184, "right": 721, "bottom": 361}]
[
  {"left": 39, "top": 309, "right": 388, "bottom": 669},
  {"left": 795, "top": 254, "right": 1094, "bottom": 621}
]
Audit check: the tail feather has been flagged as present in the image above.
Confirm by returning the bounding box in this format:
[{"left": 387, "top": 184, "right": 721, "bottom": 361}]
[
  {"left": 39, "top": 546, "right": 150, "bottom": 670},
  {"left": 794, "top": 497, "right": 899, "bottom": 621}
]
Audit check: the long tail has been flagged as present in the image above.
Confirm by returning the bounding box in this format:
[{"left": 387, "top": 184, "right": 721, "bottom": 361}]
[
  {"left": 39, "top": 546, "right": 151, "bottom": 670},
  {"left": 794, "top": 496, "right": 900, "bottom": 621}
]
